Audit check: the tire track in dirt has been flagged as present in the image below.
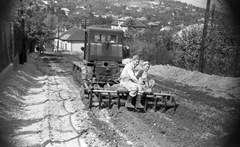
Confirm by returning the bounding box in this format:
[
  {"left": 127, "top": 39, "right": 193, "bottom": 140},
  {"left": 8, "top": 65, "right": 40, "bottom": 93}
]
[
  {"left": 0, "top": 53, "right": 109, "bottom": 147},
  {"left": 41, "top": 54, "right": 112, "bottom": 147},
  {"left": 37, "top": 76, "right": 82, "bottom": 147}
]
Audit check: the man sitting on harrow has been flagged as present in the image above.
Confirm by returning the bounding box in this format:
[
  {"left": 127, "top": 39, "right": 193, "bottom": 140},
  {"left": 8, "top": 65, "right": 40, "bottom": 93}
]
[
  {"left": 119, "top": 55, "right": 145, "bottom": 109},
  {"left": 136, "top": 61, "right": 155, "bottom": 91}
]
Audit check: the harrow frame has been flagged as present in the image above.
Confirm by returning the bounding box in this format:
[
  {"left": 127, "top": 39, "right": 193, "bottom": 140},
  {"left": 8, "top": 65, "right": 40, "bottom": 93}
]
[
  {"left": 73, "top": 61, "right": 177, "bottom": 113},
  {"left": 85, "top": 87, "right": 177, "bottom": 113}
]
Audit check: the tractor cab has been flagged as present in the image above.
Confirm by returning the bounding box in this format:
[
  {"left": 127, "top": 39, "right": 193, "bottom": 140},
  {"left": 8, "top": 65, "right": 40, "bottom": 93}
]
[{"left": 78, "top": 27, "right": 124, "bottom": 85}]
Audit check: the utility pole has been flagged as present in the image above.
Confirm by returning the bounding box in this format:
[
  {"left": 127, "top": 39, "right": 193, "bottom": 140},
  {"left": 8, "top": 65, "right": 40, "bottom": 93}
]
[
  {"left": 82, "top": 12, "right": 89, "bottom": 29},
  {"left": 198, "top": 0, "right": 211, "bottom": 72},
  {"left": 57, "top": 25, "right": 59, "bottom": 52},
  {"left": 234, "top": 42, "right": 240, "bottom": 77},
  {"left": 211, "top": 4, "right": 215, "bottom": 27},
  {"left": 84, "top": 19, "right": 87, "bottom": 29},
  {"left": 82, "top": 18, "right": 89, "bottom": 29},
  {"left": 208, "top": 3, "right": 216, "bottom": 74}
]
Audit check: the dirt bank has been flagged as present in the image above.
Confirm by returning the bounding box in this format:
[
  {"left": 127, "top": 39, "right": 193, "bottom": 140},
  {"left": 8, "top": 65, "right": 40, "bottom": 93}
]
[{"left": 149, "top": 64, "right": 240, "bottom": 99}]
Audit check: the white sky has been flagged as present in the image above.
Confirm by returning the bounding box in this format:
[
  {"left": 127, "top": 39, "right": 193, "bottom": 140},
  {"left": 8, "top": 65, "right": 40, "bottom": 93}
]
[{"left": 175, "top": 0, "right": 226, "bottom": 9}]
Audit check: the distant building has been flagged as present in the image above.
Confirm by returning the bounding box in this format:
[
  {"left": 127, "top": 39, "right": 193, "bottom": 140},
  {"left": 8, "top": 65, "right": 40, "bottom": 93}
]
[
  {"left": 121, "top": 18, "right": 146, "bottom": 31},
  {"left": 76, "top": 6, "right": 86, "bottom": 10},
  {"left": 136, "top": 16, "right": 147, "bottom": 22},
  {"left": 61, "top": 8, "right": 70, "bottom": 16},
  {"left": 113, "top": 3, "right": 121, "bottom": 7},
  {"left": 160, "top": 26, "right": 171, "bottom": 31},
  {"left": 147, "top": 22, "right": 159, "bottom": 28},
  {"left": 111, "top": 16, "right": 131, "bottom": 31},
  {"left": 192, "top": 8, "right": 196, "bottom": 12},
  {"left": 54, "top": 27, "right": 85, "bottom": 52},
  {"left": 42, "top": 0, "right": 48, "bottom": 5},
  {"left": 111, "top": 17, "right": 146, "bottom": 32},
  {"left": 165, "top": 7, "right": 171, "bottom": 11},
  {"left": 197, "top": 18, "right": 204, "bottom": 22}
]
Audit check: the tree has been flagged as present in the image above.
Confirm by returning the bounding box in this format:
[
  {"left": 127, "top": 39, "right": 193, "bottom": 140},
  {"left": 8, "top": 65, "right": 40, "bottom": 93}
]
[
  {"left": 123, "top": 25, "right": 175, "bottom": 65},
  {"left": 68, "top": 14, "right": 82, "bottom": 27},
  {"left": 20, "top": 0, "right": 56, "bottom": 52},
  {"left": 172, "top": 9, "right": 240, "bottom": 77}
]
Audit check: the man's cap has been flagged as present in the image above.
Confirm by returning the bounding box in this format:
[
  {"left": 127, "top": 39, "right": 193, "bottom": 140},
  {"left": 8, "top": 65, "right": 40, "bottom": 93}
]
[
  {"left": 132, "top": 55, "right": 140, "bottom": 60},
  {"left": 143, "top": 61, "right": 150, "bottom": 65}
]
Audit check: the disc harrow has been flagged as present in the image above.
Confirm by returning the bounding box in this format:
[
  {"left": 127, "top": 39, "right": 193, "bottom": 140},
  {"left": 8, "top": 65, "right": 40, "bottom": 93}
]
[{"left": 72, "top": 61, "right": 177, "bottom": 113}]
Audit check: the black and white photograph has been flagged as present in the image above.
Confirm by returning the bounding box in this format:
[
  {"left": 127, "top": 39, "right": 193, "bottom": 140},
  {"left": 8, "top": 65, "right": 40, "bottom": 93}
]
[{"left": 0, "top": 0, "right": 240, "bottom": 146}]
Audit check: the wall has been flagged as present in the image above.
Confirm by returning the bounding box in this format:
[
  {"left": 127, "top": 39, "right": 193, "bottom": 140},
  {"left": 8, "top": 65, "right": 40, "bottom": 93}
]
[
  {"left": 71, "top": 41, "right": 84, "bottom": 52},
  {"left": 0, "top": 21, "right": 14, "bottom": 73}
]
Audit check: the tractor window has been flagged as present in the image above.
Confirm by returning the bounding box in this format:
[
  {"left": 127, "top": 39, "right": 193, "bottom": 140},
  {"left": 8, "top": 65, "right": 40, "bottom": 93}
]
[
  {"left": 106, "top": 35, "right": 111, "bottom": 42},
  {"left": 94, "top": 34, "right": 119, "bottom": 43},
  {"left": 106, "top": 35, "right": 118, "bottom": 43},
  {"left": 94, "top": 34, "right": 106, "bottom": 42},
  {"left": 101, "top": 35, "right": 106, "bottom": 42},
  {"left": 95, "top": 34, "right": 101, "bottom": 42}
]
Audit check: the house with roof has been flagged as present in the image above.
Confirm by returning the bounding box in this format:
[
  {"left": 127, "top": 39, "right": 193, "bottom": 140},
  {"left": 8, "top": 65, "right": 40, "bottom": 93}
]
[
  {"left": 111, "top": 17, "right": 146, "bottom": 32},
  {"left": 147, "top": 22, "right": 159, "bottom": 28},
  {"left": 61, "top": 8, "right": 70, "bottom": 16},
  {"left": 111, "top": 16, "right": 129, "bottom": 31},
  {"left": 160, "top": 26, "right": 172, "bottom": 31},
  {"left": 54, "top": 26, "right": 85, "bottom": 52},
  {"left": 136, "top": 16, "right": 147, "bottom": 22}
]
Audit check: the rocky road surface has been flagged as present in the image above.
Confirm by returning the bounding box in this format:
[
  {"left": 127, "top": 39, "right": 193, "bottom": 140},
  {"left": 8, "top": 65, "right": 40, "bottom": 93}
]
[{"left": 1, "top": 52, "right": 240, "bottom": 147}]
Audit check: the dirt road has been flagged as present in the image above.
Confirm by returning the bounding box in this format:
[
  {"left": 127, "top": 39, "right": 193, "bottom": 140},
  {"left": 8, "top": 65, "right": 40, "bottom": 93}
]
[
  {"left": 1, "top": 52, "right": 240, "bottom": 147},
  {"left": 0, "top": 53, "right": 109, "bottom": 147}
]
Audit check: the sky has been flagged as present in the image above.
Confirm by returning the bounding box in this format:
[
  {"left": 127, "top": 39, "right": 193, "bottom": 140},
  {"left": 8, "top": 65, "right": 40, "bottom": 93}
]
[{"left": 175, "top": 0, "right": 225, "bottom": 10}]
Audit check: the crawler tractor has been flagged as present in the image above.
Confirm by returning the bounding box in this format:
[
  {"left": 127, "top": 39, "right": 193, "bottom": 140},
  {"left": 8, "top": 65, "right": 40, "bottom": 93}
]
[{"left": 72, "top": 27, "right": 177, "bottom": 112}]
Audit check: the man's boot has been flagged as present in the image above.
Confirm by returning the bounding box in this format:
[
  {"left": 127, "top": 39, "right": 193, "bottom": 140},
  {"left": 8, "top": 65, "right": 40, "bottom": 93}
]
[
  {"left": 125, "top": 95, "right": 134, "bottom": 108},
  {"left": 135, "top": 95, "right": 144, "bottom": 109}
]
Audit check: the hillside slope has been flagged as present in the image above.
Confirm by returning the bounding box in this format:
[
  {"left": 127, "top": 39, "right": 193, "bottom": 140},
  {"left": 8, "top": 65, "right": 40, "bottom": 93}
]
[{"left": 149, "top": 64, "right": 240, "bottom": 99}]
